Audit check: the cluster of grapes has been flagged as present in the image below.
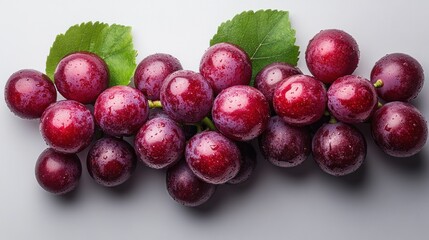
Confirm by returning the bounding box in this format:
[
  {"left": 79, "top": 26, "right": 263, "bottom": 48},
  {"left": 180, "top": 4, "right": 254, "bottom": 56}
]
[{"left": 4, "top": 28, "right": 427, "bottom": 207}]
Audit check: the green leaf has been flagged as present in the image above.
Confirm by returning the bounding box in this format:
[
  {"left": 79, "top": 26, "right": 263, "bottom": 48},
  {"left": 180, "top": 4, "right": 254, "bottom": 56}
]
[
  {"left": 210, "top": 10, "right": 299, "bottom": 85},
  {"left": 46, "top": 22, "right": 137, "bottom": 86}
]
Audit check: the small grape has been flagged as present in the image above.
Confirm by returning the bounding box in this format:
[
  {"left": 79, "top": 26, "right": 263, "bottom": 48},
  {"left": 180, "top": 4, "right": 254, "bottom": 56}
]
[
  {"left": 312, "top": 122, "right": 366, "bottom": 176},
  {"left": 228, "top": 142, "right": 257, "bottom": 184},
  {"left": 54, "top": 52, "right": 109, "bottom": 104},
  {"left": 200, "top": 42, "right": 252, "bottom": 94},
  {"left": 87, "top": 137, "right": 137, "bottom": 187},
  {"left": 5, "top": 69, "right": 56, "bottom": 119},
  {"left": 370, "top": 53, "right": 424, "bottom": 102},
  {"left": 371, "top": 101, "right": 428, "bottom": 157},
  {"left": 35, "top": 148, "right": 82, "bottom": 195},
  {"left": 134, "top": 53, "right": 182, "bottom": 100}
]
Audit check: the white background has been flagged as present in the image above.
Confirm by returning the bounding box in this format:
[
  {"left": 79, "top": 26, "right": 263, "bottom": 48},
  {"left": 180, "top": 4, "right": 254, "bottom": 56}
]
[{"left": 1, "top": 0, "right": 428, "bottom": 239}]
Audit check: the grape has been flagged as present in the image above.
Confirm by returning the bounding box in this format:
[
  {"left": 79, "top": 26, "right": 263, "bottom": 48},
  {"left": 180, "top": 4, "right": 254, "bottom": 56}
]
[
  {"left": 371, "top": 101, "right": 428, "bottom": 157},
  {"left": 87, "top": 137, "right": 137, "bottom": 187},
  {"left": 327, "top": 75, "right": 378, "bottom": 123},
  {"left": 166, "top": 161, "right": 216, "bottom": 207},
  {"left": 160, "top": 70, "right": 213, "bottom": 123},
  {"left": 212, "top": 85, "right": 270, "bottom": 141},
  {"left": 199, "top": 42, "right": 252, "bottom": 94},
  {"left": 259, "top": 116, "right": 311, "bottom": 168},
  {"left": 40, "top": 100, "right": 94, "bottom": 153},
  {"left": 273, "top": 75, "right": 327, "bottom": 126},
  {"left": 54, "top": 52, "right": 109, "bottom": 104},
  {"left": 185, "top": 131, "right": 241, "bottom": 184},
  {"left": 312, "top": 122, "right": 366, "bottom": 176},
  {"left": 228, "top": 142, "right": 257, "bottom": 184},
  {"left": 134, "top": 116, "right": 185, "bottom": 169},
  {"left": 134, "top": 53, "right": 183, "bottom": 100},
  {"left": 94, "top": 85, "right": 149, "bottom": 137},
  {"left": 255, "top": 62, "right": 302, "bottom": 108},
  {"left": 4, "top": 69, "right": 56, "bottom": 119},
  {"left": 35, "top": 148, "right": 82, "bottom": 195},
  {"left": 370, "top": 53, "right": 424, "bottom": 102},
  {"left": 305, "top": 29, "right": 359, "bottom": 84}
]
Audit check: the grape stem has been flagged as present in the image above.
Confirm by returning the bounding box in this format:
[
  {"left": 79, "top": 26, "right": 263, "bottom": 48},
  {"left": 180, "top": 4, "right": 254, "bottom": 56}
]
[
  {"left": 377, "top": 101, "right": 383, "bottom": 108},
  {"left": 148, "top": 100, "right": 162, "bottom": 108},
  {"left": 373, "top": 79, "right": 384, "bottom": 88},
  {"left": 202, "top": 117, "right": 216, "bottom": 131},
  {"left": 329, "top": 115, "right": 338, "bottom": 124}
]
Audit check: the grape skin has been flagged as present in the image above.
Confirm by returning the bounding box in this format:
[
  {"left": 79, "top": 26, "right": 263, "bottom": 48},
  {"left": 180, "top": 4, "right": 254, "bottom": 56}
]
[
  {"left": 212, "top": 85, "right": 270, "bottom": 141},
  {"left": 134, "top": 116, "right": 185, "bottom": 169},
  {"left": 40, "top": 100, "right": 94, "bottom": 153},
  {"left": 5, "top": 69, "right": 57, "bottom": 119},
  {"left": 94, "top": 85, "right": 149, "bottom": 137},
  {"left": 87, "top": 137, "right": 137, "bottom": 187},
  {"left": 54, "top": 52, "right": 109, "bottom": 104},
  {"left": 370, "top": 53, "right": 424, "bottom": 102},
  {"left": 160, "top": 70, "right": 213, "bottom": 124},
  {"left": 312, "top": 122, "right": 366, "bottom": 176},
  {"left": 259, "top": 116, "right": 311, "bottom": 168},
  {"left": 371, "top": 101, "right": 428, "bottom": 157},
  {"left": 35, "top": 148, "right": 82, "bottom": 195},
  {"left": 134, "top": 53, "right": 182, "bottom": 101},
  {"left": 327, "top": 75, "right": 378, "bottom": 123},
  {"left": 185, "top": 131, "right": 241, "bottom": 184}
]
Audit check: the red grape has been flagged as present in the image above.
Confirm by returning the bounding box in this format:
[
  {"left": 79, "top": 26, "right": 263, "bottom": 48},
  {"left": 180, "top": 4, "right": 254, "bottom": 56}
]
[
  {"left": 54, "top": 52, "right": 109, "bottom": 104},
  {"left": 370, "top": 53, "right": 424, "bottom": 102},
  {"left": 212, "top": 85, "right": 270, "bottom": 141},
  {"left": 166, "top": 161, "right": 216, "bottom": 207},
  {"left": 305, "top": 29, "right": 359, "bottom": 84},
  {"left": 134, "top": 116, "right": 185, "bottom": 169},
  {"left": 40, "top": 100, "right": 94, "bottom": 153},
  {"left": 312, "top": 122, "right": 366, "bottom": 176},
  {"left": 134, "top": 53, "right": 182, "bottom": 100},
  {"left": 94, "top": 85, "right": 149, "bottom": 137},
  {"left": 259, "top": 116, "right": 311, "bottom": 168},
  {"left": 5, "top": 69, "right": 56, "bottom": 119},
  {"left": 327, "top": 75, "right": 378, "bottom": 123},
  {"left": 185, "top": 131, "right": 241, "bottom": 184},
  {"left": 160, "top": 70, "right": 213, "bottom": 123},
  {"left": 228, "top": 142, "right": 257, "bottom": 184},
  {"left": 273, "top": 75, "right": 327, "bottom": 126},
  {"left": 371, "top": 101, "right": 427, "bottom": 157},
  {"left": 87, "top": 137, "right": 137, "bottom": 187},
  {"left": 200, "top": 42, "right": 252, "bottom": 94},
  {"left": 35, "top": 148, "right": 82, "bottom": 195}
]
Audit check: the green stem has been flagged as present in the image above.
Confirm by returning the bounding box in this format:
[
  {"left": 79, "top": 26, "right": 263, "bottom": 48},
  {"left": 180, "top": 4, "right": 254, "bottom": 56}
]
[
  {"left": 201, "top": 117, "right": 216, "bottom": 131},
  {"left": 329, "top": 115, "right": 338, "bottom": 124},
  {"left": 373, "top": 79, "right": 384, "bottom": 88},
  {"left": 377, "top": 101, "right": 383, "bottom": 109},
  {"left": 148, "top": 100, "right": 162, "bottom": 108}
]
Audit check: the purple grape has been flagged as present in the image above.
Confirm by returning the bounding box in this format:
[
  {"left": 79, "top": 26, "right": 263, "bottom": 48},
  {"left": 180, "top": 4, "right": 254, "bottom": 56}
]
[
  {"left": 54, "top": 52, "right": 109, "bottom": 104},
  {"left": 134, "top": 53, "right": 183, "bottom": 100},
  {"left": 255, "top": 62, "right": 302, "bottom": 108},
  {"left": 312, "top": 122, "right": 366, "bottom": 176},
  {"left": 40, "top": 100, "right": 94, "bottom": 153},
  {"left": 134, "top": 116, "right": 185, "bottom": 169},
  {"left": 212, "top": 85, "right": 270, "bottom": 141},
  {"left": 35, "top": 148, "right": 82, "bottom": 195},
  {"left": 160, "top": 70, "right": 213, "bottom": 123},
  {"left": 228, "top": 142, "right": 257, "bottom": 184},
  {"left": 371, "top": 101, "right": 427, "bottom": 157},
  {"left": 273, "top": 75, "right": 327, "bottom": 126},
  {"left": 94, "top": 85, "right": 149, "bottom": 137},
  {"left": 305, "top": 29, "right": 360, "bottom": 84},
  {"left": 370, "top": 53, "right": 424, "bottom": 102},
  {"left": 199, "top": 42, "right": 252, "bottom": 94},
  {"left": 327, "top": 75, "right": 378, "bottom": 123},
  {"left": 5, "top": 69, "right": 56, "bottom": 119},
  {"left": 185, "top": 131, "right": 241, "bottom": 184},
  {"left": 87, "top": 137, "right": 137, "bottom": 187},
  {"left": 259, "top": 116, "right": 311, "bottom": 168},
  {"left": 166, "top": 161, "right": 216, "bottom": 207}
]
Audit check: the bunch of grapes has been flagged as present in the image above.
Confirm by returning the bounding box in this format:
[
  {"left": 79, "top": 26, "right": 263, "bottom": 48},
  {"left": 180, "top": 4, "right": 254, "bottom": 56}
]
[{"left": 4, "top": 28, "right": 427, "bottom": 207}]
